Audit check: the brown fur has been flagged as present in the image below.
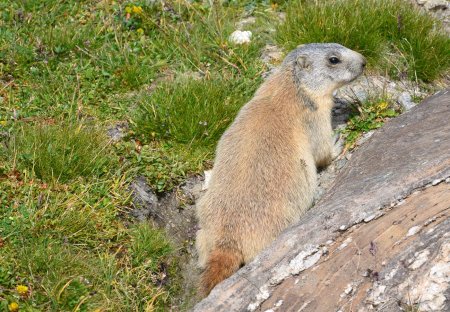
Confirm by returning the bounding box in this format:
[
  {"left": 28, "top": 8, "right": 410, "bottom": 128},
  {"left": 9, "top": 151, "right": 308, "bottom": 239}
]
[
  {"left": 200, "top": 247, "right": 243, "bottom": 296},
  {"left": 196, "top": 43, "right": 366, "bottom": 295}
]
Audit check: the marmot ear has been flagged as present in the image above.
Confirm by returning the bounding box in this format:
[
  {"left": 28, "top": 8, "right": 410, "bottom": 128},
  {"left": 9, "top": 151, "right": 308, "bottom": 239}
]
[{"left": 296, "top": 54, "right": 311, "bottom": 70}]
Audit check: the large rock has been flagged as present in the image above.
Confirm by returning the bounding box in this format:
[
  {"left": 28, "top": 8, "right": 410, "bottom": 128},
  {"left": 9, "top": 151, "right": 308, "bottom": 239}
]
[
  {"left": 415, "top": 0, "right": 450, "bottom": 33},
  {"left": 193, "top": 89, "right": 450, "bottom": 311}
]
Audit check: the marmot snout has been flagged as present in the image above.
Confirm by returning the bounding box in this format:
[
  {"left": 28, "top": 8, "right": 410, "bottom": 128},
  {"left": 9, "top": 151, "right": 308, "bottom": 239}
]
[{"left": 196, "top": 43, "right": 366, "bottom": 295}]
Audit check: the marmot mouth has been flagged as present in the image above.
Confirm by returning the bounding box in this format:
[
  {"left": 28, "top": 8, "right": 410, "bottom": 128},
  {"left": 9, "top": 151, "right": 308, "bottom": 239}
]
[{"left": 348, "top": 69, "right": 364, "bottom": 82}]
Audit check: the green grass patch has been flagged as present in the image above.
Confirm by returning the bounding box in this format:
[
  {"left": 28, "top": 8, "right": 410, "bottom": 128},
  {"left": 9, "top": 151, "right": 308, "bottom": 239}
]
[
  {"left": 132, "top": 74, "right": 263, "bottom": 147},
  {"left": 10, "top": 122, "right": 113, "bottom": 183},
  {"left": 129, "top": 223, "right": 172, "bottom": 270},
  {"left": 125, "top": 1, "right": 265, "bottom": 72},
  {"left": 116, "top": 140, "right": 212, "bottom": 193},
  {"left": 0, "top": 173, "right": 178, "bottom": 311},
  {"left": 341, "top": 99, "right": 399, "bottom": 148},
  {"left": 275, "top": 0, "right": 450, "bottom": 81},
  {"left": 0, "top": 0, "right": 265, "bottom": 121}
]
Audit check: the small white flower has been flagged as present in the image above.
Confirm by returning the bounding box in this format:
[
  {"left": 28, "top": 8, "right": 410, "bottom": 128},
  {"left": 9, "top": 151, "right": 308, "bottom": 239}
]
[{"left": 229, "top": 30, "right": 252, "bottom": 45}]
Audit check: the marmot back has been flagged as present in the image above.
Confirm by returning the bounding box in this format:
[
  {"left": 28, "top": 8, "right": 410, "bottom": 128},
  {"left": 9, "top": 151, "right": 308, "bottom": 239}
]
[{"left": 196, "top": 43, "right": 366, "bottom": 295}]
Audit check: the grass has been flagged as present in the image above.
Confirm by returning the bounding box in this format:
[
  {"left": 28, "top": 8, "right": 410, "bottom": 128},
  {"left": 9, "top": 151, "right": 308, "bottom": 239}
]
[
  {"left": 10, "top": 122, "right": 113, "bottom": 183},
  {"left": 0, "top": 172, "right": 176, "bottom": 311},
  {"left": 341, "top": 98, "right": 400, "bottom": 148},
  {"left": 275, "top": 0, "right": 450, "bottom": 82},
  {"left": 132, "top": 74, "right": 263, "bottom": 147},
  {"left": 117, "top": 141, "right": 212, "bottom": 193},
  {"left": 0, "top": 0, "right": 448, "bottom": 310}
]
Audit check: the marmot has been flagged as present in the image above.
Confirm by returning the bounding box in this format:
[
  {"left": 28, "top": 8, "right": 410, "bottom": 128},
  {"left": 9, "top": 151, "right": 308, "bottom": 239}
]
[{"left": 196, "top": 43, "right": 366, "bottom": 295}]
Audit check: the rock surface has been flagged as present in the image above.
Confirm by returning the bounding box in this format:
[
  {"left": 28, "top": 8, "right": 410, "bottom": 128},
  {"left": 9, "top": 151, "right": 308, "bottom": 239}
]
[
  {"left": 107, "top": 121, "right": 129, "bottom": 142},
  {"left": 193, "top": 89, "right": 450, "bottom": 311},
  {"left": 130, "top": 175, "right": 205, "bottom": 305},
  {"left": 335, "top": 75, "right": 427, "bottom": 109},
  {"left": 414, "top": 0, "right": 450, "bottom": 33},
  {"left": 130, "top": 175, "right": 203, "bottom": 247}
]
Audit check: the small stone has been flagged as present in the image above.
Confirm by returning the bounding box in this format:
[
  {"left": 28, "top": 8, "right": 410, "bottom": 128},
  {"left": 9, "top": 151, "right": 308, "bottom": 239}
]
[
  {"left": 406, "top": 225, "right": 422, "bottom": 237},
  {"left": 129, "top": 176, "right": 159, "bottom": 222},
  {"left": 397, "top": 92, "right": 416, "bottom": 111},
  {"left": 339, "top": 225, "right": 347, "bottom": 231},
  {"left": 423, "top": 0, "right": 449, "bottom": 11},
  {"left": 344, "top": 284, "right": 353, "bottom": 294},
  {"left": 261, "top": 44, "right": 284, "bottom": 65},
  {"left": 338, "top": 237, "right": 352, "bottom": 250},
  {"left": 229, "top": 30, "right": 252, "bottom": 44},
  {"left": 236, "top": 16, "right": 256, "bottom": 30},
  {"left": 202, "top": 170, "right": 213, "bottom": 190},
  {"left": 446, "top": 178, "right": 450, "bottom": 183},
  {"left": 364, "top": 214, "right": 376, "bottom": 222},
  {"left": 277, "top": 12, "right": 286, "bottom": 21},
  {"left": 340, "top": 284, "right": 353, "bottom": 298},
  {"left": 107, "top": 121, "right": 129, "bottom": 142},
  {"left": 431, "top": 179, "right": 441, "bottom": 186}
]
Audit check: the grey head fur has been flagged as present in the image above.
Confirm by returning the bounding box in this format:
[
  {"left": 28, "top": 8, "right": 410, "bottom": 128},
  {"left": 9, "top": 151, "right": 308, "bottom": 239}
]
[{"left": 282, "top": 43, "right": 366, "bottom": 103}]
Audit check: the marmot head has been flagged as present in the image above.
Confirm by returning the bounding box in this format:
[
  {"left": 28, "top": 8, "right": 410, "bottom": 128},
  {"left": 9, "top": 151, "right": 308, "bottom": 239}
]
[{"left": 283, "top": 43, "right": 366, "bottom": 97}]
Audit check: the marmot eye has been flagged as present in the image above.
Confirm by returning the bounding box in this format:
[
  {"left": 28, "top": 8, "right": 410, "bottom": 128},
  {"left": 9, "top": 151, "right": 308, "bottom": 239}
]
[{"left": 329, "top": 57, "right": 340, "bottom": 64}]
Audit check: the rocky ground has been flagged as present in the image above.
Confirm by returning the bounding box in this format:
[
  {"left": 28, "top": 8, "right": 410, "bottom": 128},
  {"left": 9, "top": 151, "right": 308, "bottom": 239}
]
[{"left": 414, "top": 0, "right": 450, "bottom": 33}]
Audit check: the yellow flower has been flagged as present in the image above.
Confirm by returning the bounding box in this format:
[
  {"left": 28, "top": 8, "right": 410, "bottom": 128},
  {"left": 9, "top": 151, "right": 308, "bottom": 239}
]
[
  {"left": 137, "top": 28, "right": 144, "bottom": 35},
  {"left": 16, "top": 284, "right": 29, "bottom": 296},
  {"left": 125, "top": 6, "right": 132, "bottom": 14},
  {"left": 375, "top": 101, "right": 389, "bottom": 112},
  {"left": 132, "top": 5, "right": 143, "bottom": 14},
  {"left": 8, "top": 302, "right": 19, "bottom": 312},
  {"left": 0, "top": 120, "right": 7, "bottom": 126}
]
